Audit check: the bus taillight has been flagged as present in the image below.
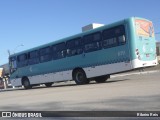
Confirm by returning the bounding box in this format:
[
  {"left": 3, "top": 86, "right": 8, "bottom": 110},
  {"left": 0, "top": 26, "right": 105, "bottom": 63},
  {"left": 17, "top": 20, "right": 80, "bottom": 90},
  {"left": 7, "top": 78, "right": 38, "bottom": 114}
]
[{"left": 146, "top": 54, "right": 150, "bottom": 57}]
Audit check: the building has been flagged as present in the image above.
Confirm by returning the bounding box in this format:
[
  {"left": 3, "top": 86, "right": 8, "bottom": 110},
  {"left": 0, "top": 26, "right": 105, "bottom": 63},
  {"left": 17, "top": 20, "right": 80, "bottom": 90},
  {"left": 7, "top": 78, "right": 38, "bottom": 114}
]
[
  {"left": 0, "top": 63, "right": 9, "bottom": 76},
  {"left": 0, "top": 63, "right": 10, "bottom": 89}
]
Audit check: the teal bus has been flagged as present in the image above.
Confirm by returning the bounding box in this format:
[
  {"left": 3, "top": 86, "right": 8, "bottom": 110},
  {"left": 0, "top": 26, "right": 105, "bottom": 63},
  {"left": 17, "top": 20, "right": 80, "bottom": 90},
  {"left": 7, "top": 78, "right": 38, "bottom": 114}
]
[{"left": 9, "top": 17, "right": 157, "bottom": 89}]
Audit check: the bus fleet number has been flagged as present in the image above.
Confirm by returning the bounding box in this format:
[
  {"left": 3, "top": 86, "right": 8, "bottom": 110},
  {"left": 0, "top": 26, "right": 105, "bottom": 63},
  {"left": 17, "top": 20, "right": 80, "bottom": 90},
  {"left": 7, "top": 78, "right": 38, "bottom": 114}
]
[{"left": 118, "top": 51, "right": 126, "bottom": 56}]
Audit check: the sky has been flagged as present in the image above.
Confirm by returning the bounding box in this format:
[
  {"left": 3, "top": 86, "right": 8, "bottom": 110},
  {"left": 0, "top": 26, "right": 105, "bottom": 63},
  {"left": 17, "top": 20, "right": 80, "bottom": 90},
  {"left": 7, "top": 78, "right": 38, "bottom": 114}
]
[{"left": 0, "top": 0, "right": 160, "bottom": 65}]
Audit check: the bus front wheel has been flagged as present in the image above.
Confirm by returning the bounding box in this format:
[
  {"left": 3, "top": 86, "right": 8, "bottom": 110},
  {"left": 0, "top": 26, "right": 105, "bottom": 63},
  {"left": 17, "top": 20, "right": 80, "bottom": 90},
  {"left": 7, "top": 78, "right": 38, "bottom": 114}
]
[
  {"left": 22, "top": 77, "right": 32, "bottom": 89},
  {"left": 73, "top": 69, "right": 89, "bottom": 85}
]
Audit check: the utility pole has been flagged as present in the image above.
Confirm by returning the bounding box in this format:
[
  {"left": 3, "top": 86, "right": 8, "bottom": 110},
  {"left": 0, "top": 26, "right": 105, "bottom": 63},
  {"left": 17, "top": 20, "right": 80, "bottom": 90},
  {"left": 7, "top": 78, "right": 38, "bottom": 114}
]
[{"left": 7, "top": 49, "right": 10, "bottom": 57}]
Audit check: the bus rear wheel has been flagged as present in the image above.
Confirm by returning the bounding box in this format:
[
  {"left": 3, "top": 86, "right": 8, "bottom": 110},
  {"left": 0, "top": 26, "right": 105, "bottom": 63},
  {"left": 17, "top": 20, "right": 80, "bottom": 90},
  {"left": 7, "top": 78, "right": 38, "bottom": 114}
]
[
  {"left": 45, "top": 83, "right": 53, "bottom": 87},
  {"left": 73, "top": 69, "right": 89, "bottom": 85},
  {"left": 22, "top": 77, "right": 32, "bottom": 89}
]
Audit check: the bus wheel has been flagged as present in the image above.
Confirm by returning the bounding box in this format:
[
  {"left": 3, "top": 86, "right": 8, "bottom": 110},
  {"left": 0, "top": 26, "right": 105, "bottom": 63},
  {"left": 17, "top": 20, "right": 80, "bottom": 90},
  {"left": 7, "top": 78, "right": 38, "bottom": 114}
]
[
  {"left": 95, "top": 75, "right": 109, "bottom": 83},
  {"left": 22, "top": 77, "right": 32, "bottom": 89},
  {"left": 45, "top": 83, "right": 53, "bottom": 87},
  {"left": 73, "top": 69, "right": 89, "bottom": 85}
]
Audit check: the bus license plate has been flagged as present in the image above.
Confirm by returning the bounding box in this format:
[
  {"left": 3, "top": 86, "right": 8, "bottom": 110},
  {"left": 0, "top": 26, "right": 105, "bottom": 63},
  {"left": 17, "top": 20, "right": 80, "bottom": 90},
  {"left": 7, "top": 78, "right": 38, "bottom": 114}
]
[{"left": 146, "top": 54, "right": 150, "bottom": 57}]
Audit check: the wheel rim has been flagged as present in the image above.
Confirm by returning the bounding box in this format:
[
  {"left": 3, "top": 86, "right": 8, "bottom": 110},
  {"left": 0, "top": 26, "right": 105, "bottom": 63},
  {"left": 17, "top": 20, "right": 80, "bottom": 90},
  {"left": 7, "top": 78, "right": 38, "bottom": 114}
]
[
  {"left": 76, "top": 72, "right": 84, "bottom": 82},
  {"left": 24, "top": 80, "right": 29, "bottom": 87}
]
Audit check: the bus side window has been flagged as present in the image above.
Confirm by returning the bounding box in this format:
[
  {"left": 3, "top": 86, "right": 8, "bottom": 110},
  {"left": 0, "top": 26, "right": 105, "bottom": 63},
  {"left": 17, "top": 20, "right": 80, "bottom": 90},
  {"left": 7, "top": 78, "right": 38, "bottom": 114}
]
[
  {"left": 103, "top": 37, "right": 117, "bottom": 48},
  {"left": 83, "top": 32, "right": 102, "bottom": 53},
  {"left": 52, "top": 42, "right": 66, "bottom": 60},
  {"left": 66, "top": 37, "right": 83, "bottom": 56},
  {"left": 103, "top": 27, "right": 118, "bottom": 48},
  {"left": 39, "top": 47, "right": 52, "bottom": 63},
  {"left": 17, "top": 54, "right": 28, "bottom": 67},
  {"left": 102, "top": 25, "right": 126, "bottom": 48},
  {"left": 28, "top": 50, "right": 39, "bottom": 65},
  {"left": 116, "top": 25, "right": 126, "bottom": 45}
]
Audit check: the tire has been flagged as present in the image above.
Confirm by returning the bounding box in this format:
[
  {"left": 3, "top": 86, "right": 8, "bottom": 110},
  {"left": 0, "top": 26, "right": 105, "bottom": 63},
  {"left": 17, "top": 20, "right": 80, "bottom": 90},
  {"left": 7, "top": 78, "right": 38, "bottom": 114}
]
[
  {"left": 73, "top": 69, "right": 89, "bottom": 85},
  {"left": 22, "top": 77, "right": 32, "bottom": 89},
  {"left": 45, "top": 83, "right": 53, "bottom": 87},
  {"left": 95, "top": 75, "right": 109, "bottom": 83}
]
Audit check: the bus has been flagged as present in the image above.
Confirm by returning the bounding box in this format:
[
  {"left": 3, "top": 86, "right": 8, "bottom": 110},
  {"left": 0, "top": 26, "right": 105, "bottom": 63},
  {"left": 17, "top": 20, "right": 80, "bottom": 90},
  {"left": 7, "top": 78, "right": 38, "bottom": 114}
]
[{"left": 9, "top": 17, "right": 157, "bottom": 89}]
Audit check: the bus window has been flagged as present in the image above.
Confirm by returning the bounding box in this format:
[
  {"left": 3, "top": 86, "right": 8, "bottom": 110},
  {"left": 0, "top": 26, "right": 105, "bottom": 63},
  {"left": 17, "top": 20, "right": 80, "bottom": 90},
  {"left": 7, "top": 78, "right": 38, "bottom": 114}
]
[
  {"left": 103, "top": 37, "right": 117, "bottom": 48},
  {"left": 93, "top": 33, "right": 102, "bottom": 42},
  {"left": 52, "top": 42, "right": 66, "bottom": 60},
  {"left": 103, "top": 27, "right": 118, "bottom": 48},
  {"left": 17, "top": 54, "right": 28, "bottom": 67},
  {"left": 115, "top": 25, "right": 126, "bottom": 45},
  {"left": 66, "top": 37, "right": 83, "bottom": 56},
  {"left": 39, "top": 47, "right": 52, "bottom": 63},
  {"left": 83, "top": 32, "right": 102, "bottom": 53},
  {"left": 28, "top": 50, "right": 39, "bottom": 65},
  {"left": 9, "top": 57, "right": 17, "bottom": 73},
  {"left": 103, "top": 25, "right": 125, "bottom": 48}
]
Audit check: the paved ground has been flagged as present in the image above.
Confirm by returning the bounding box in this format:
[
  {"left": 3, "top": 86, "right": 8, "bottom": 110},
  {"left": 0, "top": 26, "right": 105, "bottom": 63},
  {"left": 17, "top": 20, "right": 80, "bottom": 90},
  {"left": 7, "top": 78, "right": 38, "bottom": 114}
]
[
  {"left": 0, "top": 70, "right": 160, "bottom": 112},
  {"left": 0, "top": 68, "right": 160, "bottom": 119}
]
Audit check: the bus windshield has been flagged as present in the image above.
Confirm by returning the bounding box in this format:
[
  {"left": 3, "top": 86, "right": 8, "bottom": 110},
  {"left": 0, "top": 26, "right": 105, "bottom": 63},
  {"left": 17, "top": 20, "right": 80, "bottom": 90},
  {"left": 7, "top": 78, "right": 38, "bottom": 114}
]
[{"left": 9, "top": 57, "right": 17, "bottom": 74}]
